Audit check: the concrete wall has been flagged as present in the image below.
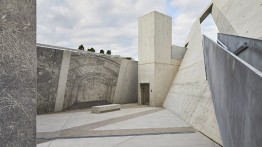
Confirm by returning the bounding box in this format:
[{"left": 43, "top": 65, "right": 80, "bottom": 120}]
[
  {"left": 204, "top": 35, "right": 262, "bottom": 147},
  {"left": 138, "top": 11, "right": 176, "bottom": 107},
  {"left": 163, "top": 0, "right": 262, "bottom": 145},
  {"left": 0, "top": 0, "right": 36, "bottom": 146},
  {"left": 37, "top": 46, "right": 63, "bottom": 114},
  {"left": 171, "top": 45, "right": 186, "bottom": 60},
  {"left": 114, "top": 59, "right": 138, "bottom": 104},
  {"left": 212, "top": 0, "right": 262, "bottom": 39},
  {"left": 37, "top": 45, "right": 138, "bottom": 113},
  {"left": 163, "top": 20, "right": 222, "bottom": 144}
]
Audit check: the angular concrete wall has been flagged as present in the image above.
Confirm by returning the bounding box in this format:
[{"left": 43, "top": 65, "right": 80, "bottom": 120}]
[
  {"left": 204, "top": 35, "right": 262, "bottom": 147},
  {"left": 163, "top": 20, "right": 221, "bottom": 144},
  {"left": 163, "top": 0, "right": 262, "bottom": 145},
  {"left": 212, "top": 0, "right": 262, "bottom": 39},
  {"left": 0, "top": 0, "right": 36, "bottom": 146}
]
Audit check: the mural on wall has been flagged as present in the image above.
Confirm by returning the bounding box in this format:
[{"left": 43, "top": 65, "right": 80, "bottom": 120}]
[
  {"left": 63, "top": 53, "right": 122, "bottom": 109},
  {"left": 37, "top": 47, "right": 63, "bottom": 114}
]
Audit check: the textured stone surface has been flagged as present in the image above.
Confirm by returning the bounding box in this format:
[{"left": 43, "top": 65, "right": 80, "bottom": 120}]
[
  {"left": 0, "top": 0, "right": 36, "bottom": 146},
  {"left": 37, "top": 47, "right": 63, "bottom": 114},
  {"left": 63, "top": 53, "right": 122, "bottom": 109},
  {"left": 204, "top": 35, "right": 262, "bottom": 147},
  {"left": 37, "top": 45, "right": 138, "bottom": 113}
]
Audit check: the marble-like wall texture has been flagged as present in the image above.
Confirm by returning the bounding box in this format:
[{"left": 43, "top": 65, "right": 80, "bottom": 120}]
[
  {"left": 0, "top": 0, "right": 36, "bottom": 146},
  {"left": 37, "top": 45, "right": 138, "bottom": 114},
  {"left": 37, "top": 47, "right": 63, "bottom": 114},
  {"left": 63, "top": 53, "right": 122, "bottom": 109}
]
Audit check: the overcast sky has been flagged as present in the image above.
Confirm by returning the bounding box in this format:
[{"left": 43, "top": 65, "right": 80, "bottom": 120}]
[{"left": 37, "top": 0, "right": 218, "bottom": 60}]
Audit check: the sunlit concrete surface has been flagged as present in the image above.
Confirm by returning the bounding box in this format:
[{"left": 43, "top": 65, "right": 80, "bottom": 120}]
[
  {"left": 38, "top": 133, "right": 220, "bottom": 147},
  {"left": 37, "top": 104, "right": 155, "bottom": 132},
  {"left": 37, "top": 104, "right": 220, "bottom": 147}
]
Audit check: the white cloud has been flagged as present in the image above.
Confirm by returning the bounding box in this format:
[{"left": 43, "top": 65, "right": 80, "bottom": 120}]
[
  {"left": 37, "top": 0, "right": 217, "bottom": 60},
  {"left": 169, "top": 0, "right": 218, "bottom": 46}
]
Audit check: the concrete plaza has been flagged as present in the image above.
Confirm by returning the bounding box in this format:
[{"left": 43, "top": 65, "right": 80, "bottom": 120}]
[{"left": 37, "top": 104, "right": 220, "bottom": 147}]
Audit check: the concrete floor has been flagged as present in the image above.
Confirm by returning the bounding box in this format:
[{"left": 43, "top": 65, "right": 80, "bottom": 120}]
[{"left": 37, "top": 104, "right": 220, "bottom": 147}]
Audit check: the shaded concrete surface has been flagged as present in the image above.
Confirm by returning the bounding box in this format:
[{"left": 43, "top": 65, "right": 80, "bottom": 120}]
[
  {"left": 218, "top": 33, "right": 262, "bottom": 72},
  {"left": 37, "top": 104, "right": 220, "bottom": 147},
  {"left": 203, "top": 36, "right": 262, "bottom": 147}
]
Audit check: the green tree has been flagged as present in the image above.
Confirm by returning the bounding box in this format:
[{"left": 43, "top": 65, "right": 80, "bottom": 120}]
[
  {"left": 106, "top": 50, "right": 111, "bottom": 55},
  {"left": 88, "top": 47, "right": 95, "bottom": 52},
  {"left": 78, "top": 44, "right": 84, "bottom": 50},
  {"left": 100, "top": 49, "right": 104, "bottom": 54}
]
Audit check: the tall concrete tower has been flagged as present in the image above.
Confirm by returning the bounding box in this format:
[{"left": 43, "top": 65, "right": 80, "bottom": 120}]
[{"left": 138, "top": 11, "right": 176, "bottom": 107}]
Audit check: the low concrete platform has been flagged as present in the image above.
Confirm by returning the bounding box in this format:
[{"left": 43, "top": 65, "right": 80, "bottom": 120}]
[
  {"left": 92, "top": 104, "right": 121, "bottom": 114},
  {"left": 37, "top": 104, "right": 221, "bottom": 147}
]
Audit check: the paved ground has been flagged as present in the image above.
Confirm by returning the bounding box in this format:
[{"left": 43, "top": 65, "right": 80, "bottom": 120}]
[{"left": 37, "top": 104, "right": 221, "bottom": 147}]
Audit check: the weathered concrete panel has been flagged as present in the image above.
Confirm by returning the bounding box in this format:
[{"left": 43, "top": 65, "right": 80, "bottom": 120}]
[
  {"left": 37, "top": 47, "right": 63, "bottom": 114},
  {"left": 203, "top": 35, "right": 262, "bottom": 147},
  {"left": 163, "top": 20, "right": 221, "bottom": 144},
  {"left": 0, "top": 0, "right": 36, "bottom": 146}
]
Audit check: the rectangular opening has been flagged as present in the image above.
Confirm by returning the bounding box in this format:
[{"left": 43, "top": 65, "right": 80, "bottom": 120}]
[{"left": 140, "top": 83, "right": 150, "bottom": 105}]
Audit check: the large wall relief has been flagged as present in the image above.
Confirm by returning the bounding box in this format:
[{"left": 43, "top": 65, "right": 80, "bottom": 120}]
[{"left": 63, "top": 53, "right": 121, "bottom": 109}]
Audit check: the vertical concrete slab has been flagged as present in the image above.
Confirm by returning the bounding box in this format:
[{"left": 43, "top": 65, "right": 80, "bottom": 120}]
[
  {"left": 54, "top": 50, "right": 71, "bottom": 112},
  {"left": 0, "top": 0, "right": 36, "bottom": 146},
  {"left": 114, "top": 59, "right": 138, "bottom": 104}
]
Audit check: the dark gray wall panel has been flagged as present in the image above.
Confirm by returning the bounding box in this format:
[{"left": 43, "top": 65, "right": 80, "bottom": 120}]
[
  {"left": 0, "top": 0, "right": 36, "bottom": 146},
  {"left": 218, "top": 33, "right": 262, "bottom": 72},
  {"left": 203, "top": 36, "right": 262, "bottom": 147},
  {"left": 37, "top": 47, "right": 63, "bottom": 114}
]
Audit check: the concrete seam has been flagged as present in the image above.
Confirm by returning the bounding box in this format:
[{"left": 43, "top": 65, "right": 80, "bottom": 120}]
[{"left": 113, "top": 136, "right": 136, "bottom": 147}]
